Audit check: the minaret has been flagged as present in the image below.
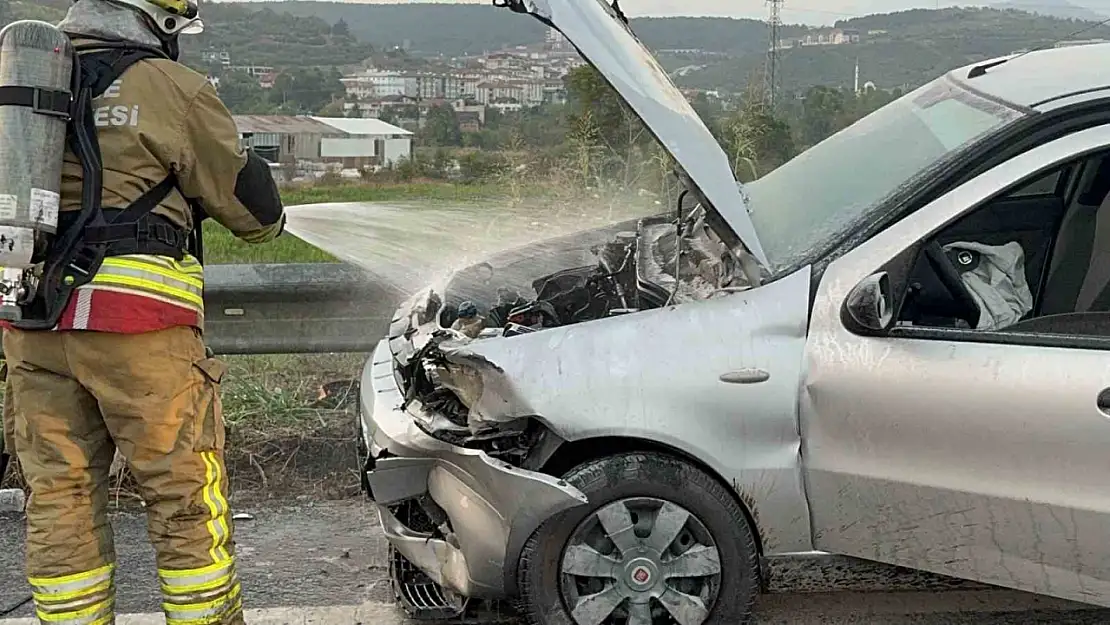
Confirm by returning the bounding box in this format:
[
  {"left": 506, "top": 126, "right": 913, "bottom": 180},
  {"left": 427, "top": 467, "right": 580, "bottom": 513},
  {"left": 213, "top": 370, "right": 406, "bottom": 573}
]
[{"left": 854, "top": 57, "right": 860, "bottom": 95}]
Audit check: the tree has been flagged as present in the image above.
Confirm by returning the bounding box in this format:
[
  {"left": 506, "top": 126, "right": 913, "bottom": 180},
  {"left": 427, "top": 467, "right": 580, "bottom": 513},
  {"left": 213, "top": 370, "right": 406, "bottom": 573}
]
[
  {"left": 216, "top": 71, "right": 273, "bottom": 114},
  {"left": 378, "top": 108, "right": 398, "bottom": 125},
  {"left": 690, "top": 92, "right": 724, "bottom": 137},
  {"left": 799, "top": 86, "right": 847, "bottom": 148},
  {"left": 422, "top": 104, "right": 462, "bottom": 146},
  {"left": 269, "top": 68, "right": 345, "bottom": 114},
  {"left": 720, "top": 104, "right": 797, "bottom": 181},
  {"left": 564, "top": 65, "right": 646, "bottom": 154},
  {"left": 316, "top": 100, "right": 347, "bottom": 117}
]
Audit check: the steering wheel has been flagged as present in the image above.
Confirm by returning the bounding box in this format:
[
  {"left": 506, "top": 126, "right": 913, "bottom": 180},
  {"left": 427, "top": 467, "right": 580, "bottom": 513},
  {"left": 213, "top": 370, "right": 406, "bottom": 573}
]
[{"left": 923, "top": 241, "right": 981, "bottom": 329}]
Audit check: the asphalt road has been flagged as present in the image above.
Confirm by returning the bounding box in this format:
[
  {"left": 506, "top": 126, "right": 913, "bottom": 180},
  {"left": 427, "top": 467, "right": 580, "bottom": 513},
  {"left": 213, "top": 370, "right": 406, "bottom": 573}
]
[{"left": 2, "top": 500, "right": 1109, "bottom": 624}]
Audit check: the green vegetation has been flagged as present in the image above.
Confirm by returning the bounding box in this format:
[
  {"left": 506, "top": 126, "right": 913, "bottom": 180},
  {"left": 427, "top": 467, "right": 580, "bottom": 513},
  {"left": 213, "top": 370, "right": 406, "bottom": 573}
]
[
  {"left": 215, "top": 67, "right": 347, "bottom": 116},
  {"left": 184, "top": 4, "right": 375, "bottom": 71},
  {"left": 202, "top": 222, "right": 334, "bottom": 265},
  {"left": 679, "top": 8, "right": 1110, "bottom": 94},
  {"left": 237, "top": 3, "right": 802, "bottom": 58},
  {"left": 245, "top": 2, "right": 550, "bottom": 57}
]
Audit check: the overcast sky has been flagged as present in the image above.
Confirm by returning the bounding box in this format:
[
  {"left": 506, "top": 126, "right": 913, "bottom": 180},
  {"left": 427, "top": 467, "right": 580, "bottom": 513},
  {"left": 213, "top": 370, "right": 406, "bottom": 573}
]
[{"left": 223, "top": 0, "right": 1110, "bottom": 24}]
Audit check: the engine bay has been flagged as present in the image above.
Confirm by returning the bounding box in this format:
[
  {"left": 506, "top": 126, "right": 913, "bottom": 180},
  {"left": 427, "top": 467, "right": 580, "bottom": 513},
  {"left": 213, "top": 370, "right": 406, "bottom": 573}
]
[
  {"left": 390, "top": 198, "right": 761, "bottom": 439},
  {"left": 437, "top": 204, "right": 758, "bottom": 339}
]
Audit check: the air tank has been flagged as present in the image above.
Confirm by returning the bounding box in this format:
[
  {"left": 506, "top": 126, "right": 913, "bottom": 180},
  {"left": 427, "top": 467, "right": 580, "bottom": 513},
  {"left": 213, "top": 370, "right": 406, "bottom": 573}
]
[{"left": 0, "top": 20, "right": 74, "bottom": 320}]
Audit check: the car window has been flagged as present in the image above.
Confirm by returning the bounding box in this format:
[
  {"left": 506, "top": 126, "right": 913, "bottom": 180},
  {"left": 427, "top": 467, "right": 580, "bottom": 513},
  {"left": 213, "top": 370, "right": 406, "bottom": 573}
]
[
  {"left": 891, "top": 153, "right": 1110, "bottom": 342},
  {"left": 1009, "top": 170, "right": 1062, "bottom": 198},
  {"left": 745, "top": 75, "right": 1026, "bottom": 276}
]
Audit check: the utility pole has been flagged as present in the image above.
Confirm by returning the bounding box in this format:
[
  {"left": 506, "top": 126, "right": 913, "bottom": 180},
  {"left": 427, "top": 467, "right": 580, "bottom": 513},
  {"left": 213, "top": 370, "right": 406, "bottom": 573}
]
[{"left": 764, "top": 0, "right": 784, "bottom": 110}]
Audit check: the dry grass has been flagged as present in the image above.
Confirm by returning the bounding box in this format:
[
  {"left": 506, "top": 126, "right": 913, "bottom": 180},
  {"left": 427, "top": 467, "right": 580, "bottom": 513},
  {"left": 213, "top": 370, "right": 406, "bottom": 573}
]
[{"left": 1, "top": 353, "right": 368, "bottom": 504}]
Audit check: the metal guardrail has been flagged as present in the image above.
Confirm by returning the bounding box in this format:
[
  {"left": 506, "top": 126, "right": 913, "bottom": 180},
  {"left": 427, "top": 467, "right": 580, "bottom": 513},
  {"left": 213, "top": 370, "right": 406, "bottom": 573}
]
[
  {"left": 204, "top": 263, "right": 408, "bottom": 355},
  {"left": 0, "top": 263, "right": 409, "bottom": 357},
  {"left": 1, "top": 263, "right": 405, "bottom": 476}
]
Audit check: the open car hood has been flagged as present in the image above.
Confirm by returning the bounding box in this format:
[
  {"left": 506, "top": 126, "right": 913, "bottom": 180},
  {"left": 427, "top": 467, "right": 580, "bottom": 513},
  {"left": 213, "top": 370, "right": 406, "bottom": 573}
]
[{"left": 496, "top": 0, "right": 768, "bottom": 267}]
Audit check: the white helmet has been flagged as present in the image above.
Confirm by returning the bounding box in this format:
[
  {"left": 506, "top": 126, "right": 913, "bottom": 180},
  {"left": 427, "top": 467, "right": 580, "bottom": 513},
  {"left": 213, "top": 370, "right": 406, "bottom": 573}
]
[{"left": 106, "top": 0, "right": 203, "bottom": 36}]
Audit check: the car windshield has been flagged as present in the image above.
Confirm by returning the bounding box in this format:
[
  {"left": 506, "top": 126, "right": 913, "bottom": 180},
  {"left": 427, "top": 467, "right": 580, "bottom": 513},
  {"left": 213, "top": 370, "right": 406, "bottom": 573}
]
[{"left": 745, "top": 74, "right": 1027, "bottom": 274}]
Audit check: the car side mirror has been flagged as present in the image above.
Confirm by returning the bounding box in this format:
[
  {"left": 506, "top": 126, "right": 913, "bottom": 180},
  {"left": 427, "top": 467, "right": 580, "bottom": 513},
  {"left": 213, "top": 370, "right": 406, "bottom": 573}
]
[{"left": 844, "top": 271, "right": 894, "bottom": 333}]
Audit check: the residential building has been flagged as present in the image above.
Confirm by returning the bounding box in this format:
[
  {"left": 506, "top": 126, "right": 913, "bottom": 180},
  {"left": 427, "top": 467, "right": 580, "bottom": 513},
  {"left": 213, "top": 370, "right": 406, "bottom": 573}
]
[
  {"left": 779, "top": 28, "right": 861, "bottom": 49},
  {"left": 451, "top": 99, "right": 486, "bottom": 125},
  {"left": 457, "top": 111, "right": 482, "bottom": 133},
  {"left": 415, "top": 73, "right": 466, "bottom": 100},
  {"left": 476, "top": 81, "right": 522, "bottom": 105},
  {"left": 543, "top": 81, "right": 568, "bottom": 105},
  {"left": 201, "top": 50, "right": 231, "bottom": 68},
  {"left": 520, "top": 79, "right": 544, "bottom": 106},
  {"left": 545, "top": 28, "right": 572, "bottom": 52},
  {"left": 484, "top": 52, "right": 524, "bottom": 71},
  {"left": 341, "top": 70, "right": 414, "bottom": 100},
  {"left": 229, "top": 65, "right": 274, "bottom": 78}
]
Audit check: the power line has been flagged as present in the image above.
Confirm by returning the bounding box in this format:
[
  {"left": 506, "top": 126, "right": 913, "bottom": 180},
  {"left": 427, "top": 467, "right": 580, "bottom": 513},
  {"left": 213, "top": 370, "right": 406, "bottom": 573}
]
[{"left": 764, "top": 0, "right": 784, "bottom": 110}]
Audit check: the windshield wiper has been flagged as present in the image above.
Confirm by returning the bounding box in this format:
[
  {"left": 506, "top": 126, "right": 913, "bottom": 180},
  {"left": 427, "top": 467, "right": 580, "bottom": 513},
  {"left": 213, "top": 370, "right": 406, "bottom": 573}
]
[{"left": 967, "top": 58, "right": 1009, "bottom": 79}]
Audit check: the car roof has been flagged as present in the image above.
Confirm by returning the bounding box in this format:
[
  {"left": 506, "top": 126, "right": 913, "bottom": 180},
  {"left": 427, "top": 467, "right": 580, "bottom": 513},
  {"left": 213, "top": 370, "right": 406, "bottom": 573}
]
[{"left": 952, "top": 43, "right": 1110, "bottom": 111}]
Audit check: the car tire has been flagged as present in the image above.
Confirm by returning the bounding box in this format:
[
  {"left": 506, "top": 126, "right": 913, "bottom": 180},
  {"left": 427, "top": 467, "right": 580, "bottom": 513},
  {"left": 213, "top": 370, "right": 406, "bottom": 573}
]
[{"left": 517, "top": 452, "right": 760, "bottom": 625}]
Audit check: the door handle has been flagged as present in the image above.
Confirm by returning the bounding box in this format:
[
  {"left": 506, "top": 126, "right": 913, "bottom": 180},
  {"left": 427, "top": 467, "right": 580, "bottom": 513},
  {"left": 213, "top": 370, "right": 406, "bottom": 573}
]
[
  {"left": 719, "top": 369, "right": 770, "bottom": 384},
  {"left": 1098, "top": 388, "right": 1110, "bottom": 414}
]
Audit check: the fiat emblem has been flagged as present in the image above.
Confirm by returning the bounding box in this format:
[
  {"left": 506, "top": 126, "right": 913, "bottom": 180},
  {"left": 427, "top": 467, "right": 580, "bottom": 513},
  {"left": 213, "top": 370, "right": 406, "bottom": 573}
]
[{"left": 633, "top": 567, "right": 650, "bottom": 584}]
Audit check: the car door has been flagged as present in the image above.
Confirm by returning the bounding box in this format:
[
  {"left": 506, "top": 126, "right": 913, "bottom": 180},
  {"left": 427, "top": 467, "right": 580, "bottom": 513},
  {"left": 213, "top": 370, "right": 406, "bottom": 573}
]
[{"left": 803, "top": 123, "right": 1110, "bottom": 607}]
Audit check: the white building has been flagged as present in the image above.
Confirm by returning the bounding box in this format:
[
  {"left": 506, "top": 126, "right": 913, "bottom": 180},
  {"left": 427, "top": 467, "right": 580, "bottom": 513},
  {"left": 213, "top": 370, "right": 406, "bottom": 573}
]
[
  {"left": 414, "top": 73, "right": 466, "bottom": 100},
  {"left": 233, "top": 115, "right": 413, "bottom": 169},
  {"left": 475, "top": 79, "right": 546, "bottom": 107},
  {"left": 310, "top": 117, "right": 414, "bottom": 168},
  {"left": 341, "top": 70, "right": 414, "bottom": 100}
]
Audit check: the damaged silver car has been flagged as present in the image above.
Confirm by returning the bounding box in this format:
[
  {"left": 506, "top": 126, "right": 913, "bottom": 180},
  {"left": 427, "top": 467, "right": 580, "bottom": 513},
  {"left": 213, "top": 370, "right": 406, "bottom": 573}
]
[{"left": 359, "top": 1, "right": 1110, "bottom": 623}]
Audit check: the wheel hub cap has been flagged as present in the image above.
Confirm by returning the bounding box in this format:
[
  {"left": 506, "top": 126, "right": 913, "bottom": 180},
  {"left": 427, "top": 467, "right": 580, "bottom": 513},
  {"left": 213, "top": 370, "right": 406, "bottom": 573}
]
[
  {"left": 625, "top": 558, "right": 658, "bottom": 591},
  {"left": 559, "top": 497, "right": 723, "bottom": 625}
]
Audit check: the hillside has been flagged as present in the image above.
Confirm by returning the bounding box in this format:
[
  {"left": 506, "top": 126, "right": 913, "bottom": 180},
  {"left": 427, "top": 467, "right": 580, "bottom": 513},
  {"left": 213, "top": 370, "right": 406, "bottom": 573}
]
[
  {"left": 184, "top": 4, "right": 374, "bottom": 70},
  {"left": 678, "top": 7, "right": 1110, "bottom": 93},
  {"left": 0, "top": 1, "right": 374, "bottom": 70},
  {"left": 3, "top": 2, "right": 1110, "bottom": 97},
  {"left": 994, "top": 0, "right": 1107, "bottom": 21},
  {"left": 222, "top": 2, "right": 812, "bottom": 58}
]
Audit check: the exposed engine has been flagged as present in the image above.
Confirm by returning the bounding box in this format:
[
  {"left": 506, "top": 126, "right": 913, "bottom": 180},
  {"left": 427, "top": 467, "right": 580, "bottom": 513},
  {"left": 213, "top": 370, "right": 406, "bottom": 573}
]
[
  {"left": 437, "top": 204, "right": 756, "bottom": 339},
  {"left": 391, "top": 199, "right": 759, "bottom": 440}
]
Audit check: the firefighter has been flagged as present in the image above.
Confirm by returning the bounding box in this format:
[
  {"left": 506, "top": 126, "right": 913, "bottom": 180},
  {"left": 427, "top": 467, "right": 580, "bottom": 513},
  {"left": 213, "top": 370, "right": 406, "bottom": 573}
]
[{"left": 2, "top": 1, "right": 285, "bottom": 623}]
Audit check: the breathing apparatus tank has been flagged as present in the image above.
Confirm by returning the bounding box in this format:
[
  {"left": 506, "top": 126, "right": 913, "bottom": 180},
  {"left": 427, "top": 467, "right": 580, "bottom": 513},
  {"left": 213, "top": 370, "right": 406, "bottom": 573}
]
[{"left": 0, "top": 21, "right": 74, "bottom": 321}]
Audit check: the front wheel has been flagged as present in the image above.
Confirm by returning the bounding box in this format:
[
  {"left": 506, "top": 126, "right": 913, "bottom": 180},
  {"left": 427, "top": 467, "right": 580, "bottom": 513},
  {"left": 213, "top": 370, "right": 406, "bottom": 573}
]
[{"left": 517, "top": 452, "right": 760, "bottom": 625}]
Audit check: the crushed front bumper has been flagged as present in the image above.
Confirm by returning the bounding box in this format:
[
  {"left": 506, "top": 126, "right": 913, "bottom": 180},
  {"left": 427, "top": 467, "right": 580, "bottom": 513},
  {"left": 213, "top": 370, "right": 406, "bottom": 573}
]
[{"left": 359, "top": 339, "right": 589, "bottom": 599}]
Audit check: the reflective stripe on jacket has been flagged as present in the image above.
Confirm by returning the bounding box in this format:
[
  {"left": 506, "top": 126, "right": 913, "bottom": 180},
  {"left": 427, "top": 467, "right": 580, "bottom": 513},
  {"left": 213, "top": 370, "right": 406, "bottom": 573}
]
[{"left": 56, "top": 253, "right": 205, "bottom": 333}]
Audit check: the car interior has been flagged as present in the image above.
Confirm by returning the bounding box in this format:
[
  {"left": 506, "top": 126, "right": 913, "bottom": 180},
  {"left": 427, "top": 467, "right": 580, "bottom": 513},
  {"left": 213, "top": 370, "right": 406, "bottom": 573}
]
[{"left": 896, "top": 149, "right": 1110, "bottom": 336}]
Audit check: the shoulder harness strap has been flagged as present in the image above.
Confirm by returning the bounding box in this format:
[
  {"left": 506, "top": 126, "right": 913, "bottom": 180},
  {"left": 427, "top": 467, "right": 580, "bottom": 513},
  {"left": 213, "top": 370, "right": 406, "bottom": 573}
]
[{"left": 78, "top": 48, "right": 187, "bottom": 254}]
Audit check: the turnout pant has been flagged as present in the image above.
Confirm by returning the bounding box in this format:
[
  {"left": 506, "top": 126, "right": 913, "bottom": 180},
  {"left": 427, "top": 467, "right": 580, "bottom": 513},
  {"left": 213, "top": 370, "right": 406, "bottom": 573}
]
[{"left": 3, "top": 326, "right": 244, "bottom": 625}]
